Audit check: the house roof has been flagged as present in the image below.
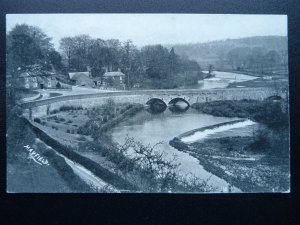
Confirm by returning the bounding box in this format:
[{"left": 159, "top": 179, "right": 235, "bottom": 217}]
[
  {"left": 103, "top": 71, "right": 125, "bottom": 77},
  {"left": 69, "top": 72, "right": 90, "bottom": 80}
]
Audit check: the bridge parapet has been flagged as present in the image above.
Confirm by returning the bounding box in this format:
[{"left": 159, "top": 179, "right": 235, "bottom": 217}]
[{"left": 21, "top": 87, "right": 285, "bottom": 113}]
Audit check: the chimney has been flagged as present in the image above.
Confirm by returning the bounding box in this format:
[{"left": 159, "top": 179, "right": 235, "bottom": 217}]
[{"left": 118, "top": 68, "right": 121, "bottom": 72}]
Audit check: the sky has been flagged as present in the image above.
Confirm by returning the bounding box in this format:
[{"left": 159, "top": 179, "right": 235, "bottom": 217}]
[{"left": 6, "top": 14, "right": 287, "bottom": 49}]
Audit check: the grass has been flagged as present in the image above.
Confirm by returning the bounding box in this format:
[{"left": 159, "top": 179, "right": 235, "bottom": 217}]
[
  {"left": 25, "top": 118, "right": 138, "bottom": 191},
  {"left": 170, "top": 135, "right": 289, "bottom": 192},
  {"left": 6, "top": 116, "right": 92, "bottom": 193},
  {"left": 77, "top": 103, "right": 144, "bottom": 137},
  {"left": 181, "top": 98, "right": 290, "bottom": 192},
  {"left": 192, "top": 99, "right": 288, "bottom": 130}
]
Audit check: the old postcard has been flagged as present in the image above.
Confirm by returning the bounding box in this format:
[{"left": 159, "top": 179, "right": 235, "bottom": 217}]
[{"left": 6, "top": 14, "right": 289, "bottom": 193}]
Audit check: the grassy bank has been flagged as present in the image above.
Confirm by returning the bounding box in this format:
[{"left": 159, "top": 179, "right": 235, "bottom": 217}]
[
  {"left": 227, "top": 77, "right": 288, "bottom": 89},
  {"left": 25, "top": 117, "right": 139, "bottom": 191},
  {"left": 169, "top": 99, "right": 290, "bottom": 192},
  {"left": 192, "top": 99, "right": 288, "bottom": 129},
  {"left": 170, "top": 136, "right": 290, "bottom": 192},
  {"left": 7, "top": 116, "right": 92, "bottom": 193}
]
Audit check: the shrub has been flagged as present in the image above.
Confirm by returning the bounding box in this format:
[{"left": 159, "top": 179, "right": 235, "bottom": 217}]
[
  {"left": 77, "top": 136, "right": 87, "bottom": 141},
  {"left": 50, "top": 109, "right": 59, "bottom": 114},
  {"left": 59, "top": 105, "right": 83, "bottom": 112},
  {"left": 67, "top": 129, "right": 70, "bottom": 133},
  {"left": 248, "top": 129, "right": 270, "bottom": 151}
]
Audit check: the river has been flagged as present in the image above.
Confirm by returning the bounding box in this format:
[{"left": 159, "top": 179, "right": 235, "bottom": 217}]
[
  {"left": 198, "top": 71, "right": 257, "bottom": 89},
  {"left": 111, "top": 71, "right": 259, "bottom": 192},
  {"left": 112, "top": 108, "right": 260, "bottom": 192}
]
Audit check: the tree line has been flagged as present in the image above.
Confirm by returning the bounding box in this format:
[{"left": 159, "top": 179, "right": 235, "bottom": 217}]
[
  {"left": 170, "top": 36, "right": 288, "bottom": 73},
  {"left": 221, "top": 47, "right": 287, "bottom": 73},
  {"left": 7, "top": 23, "right": 204, "bottom": 91}
]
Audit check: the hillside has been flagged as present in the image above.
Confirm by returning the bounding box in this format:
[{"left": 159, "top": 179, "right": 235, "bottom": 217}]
[{"left": 166, "top": 36, "right": 288, "bottom": 70}]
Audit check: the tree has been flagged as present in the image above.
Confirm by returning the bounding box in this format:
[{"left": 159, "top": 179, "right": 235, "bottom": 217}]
[
  {"left": 59, "top": 35, "right": 92, "bottom": 71},
  {"left": 48, "top": 50, "right": 64, "bottom": 70},
  {"left": 6, "top": 24, "right": 55, "bottom": 105},
  {"left": 247, "top": 47, "right": 267, "bottom": 73},
  {"left": 7, "top": 24, "right": 54, "bottom": 74},
  {"left": 121, "top": 40, "right": 137, "bottom": 88},
  {"left": 141, "top": 45, "right": 171, "bottom": 80},
  {"left": 87, "top": 38, "right": 109, "bottom": 77},
  {"left": 227, "top": 47, "right": 251, "bottom": 70},
  {"left": 59, "top": 37, "right": 75, "bottom": 69},
  {"left": 264, "top": 50, "right": 280, "bottom": 72},
  {"left": 71, "top": 35, "right": 92, "bottom": 71},
  {"left": 106, "top": 39, "right": 122, "bottom": 70},
  {"left": 169, "top": 47, "right": 179, "bottom": 73}
]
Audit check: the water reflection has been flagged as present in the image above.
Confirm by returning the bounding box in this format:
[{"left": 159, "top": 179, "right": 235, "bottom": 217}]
[{"left": 145, "top": 98, "right": 167, "bottom": 114}]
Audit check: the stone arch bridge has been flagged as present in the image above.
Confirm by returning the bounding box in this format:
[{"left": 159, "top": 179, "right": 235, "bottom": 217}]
[{"left": 20, "top": 87, "right": 286, "bottom": 114}]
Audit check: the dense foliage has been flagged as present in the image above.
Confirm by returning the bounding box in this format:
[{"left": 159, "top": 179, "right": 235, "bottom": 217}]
[
  {"left": 59, "top": 34, "right": 204, "bottom": 88},
  {"left": 6, "top": 24, "right": 66, "bottom": 76},
  {"left": 170, "top": 36, "right": 288, "bottom": 72}
]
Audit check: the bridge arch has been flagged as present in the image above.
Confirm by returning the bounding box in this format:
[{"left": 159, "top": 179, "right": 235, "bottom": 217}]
[
  {"left": 265, "top": 95, "right": 282, "bottom": 101},
  {"left": 168, "top": 97, "right": 190, "bottom": 112},
  {"left": 146, "top": 98, "right": 167, "bottom": 113}
]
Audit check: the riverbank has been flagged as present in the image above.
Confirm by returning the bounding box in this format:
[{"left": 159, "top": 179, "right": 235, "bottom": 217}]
[
  {"left": 227, "top": 76, "right": 288, "bottom": 89},
  {"left": 6, "top": 116, "right": 93, "bottom": 193},
  {"left": 169, "top": 99, "right": 290, "bottom": 192},
  {"left": 170, "top": 135, "right": 289, "bottom": 192},
  {"left": 24, "top": 101, "right": 146, "bottom": 192},
  {"left": 25, "top": 101, "right": 216, "bottom": 193}
]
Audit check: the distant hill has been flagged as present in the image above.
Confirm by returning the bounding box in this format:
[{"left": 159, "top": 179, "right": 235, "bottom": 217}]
[{"left": 166, "top": 36, "right": 288, "bottom": 69}]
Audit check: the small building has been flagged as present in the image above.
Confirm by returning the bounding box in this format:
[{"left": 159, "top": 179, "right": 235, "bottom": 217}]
[
  {"left": 102, "top": 70, "right": 126, "bottom": 90},
  {"left": 17, "top": 72, "right": 58, "bottom": 89},
  {"left": 92, "top": 77, "right": 102, "bottom": 87},
  {"left": 68, "top": 72, "right": 94, "bottom": 87}
]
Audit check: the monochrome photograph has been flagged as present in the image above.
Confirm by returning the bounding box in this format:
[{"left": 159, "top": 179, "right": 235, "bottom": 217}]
[{"left": 6, "top": 14, "right": 289, "bottom": 193}]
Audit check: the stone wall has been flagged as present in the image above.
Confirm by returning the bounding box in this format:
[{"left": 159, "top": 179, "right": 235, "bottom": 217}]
[{"left": 23, "top": 87, "right": 285, "bottom": 117}]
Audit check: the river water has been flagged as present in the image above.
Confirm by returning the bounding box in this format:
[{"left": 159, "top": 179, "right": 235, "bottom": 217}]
[
  {"left": 111, "top": 71, "right": 259, "bottom": 192},
  {"left": 198, "top": 71, "right": 257, "bottom": 89},
  {"left": 111, "top": 71, "right": 260, "bottom": 192},
  {"left": 112, "top": 108, "right": 260, "bottom": 192}
]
